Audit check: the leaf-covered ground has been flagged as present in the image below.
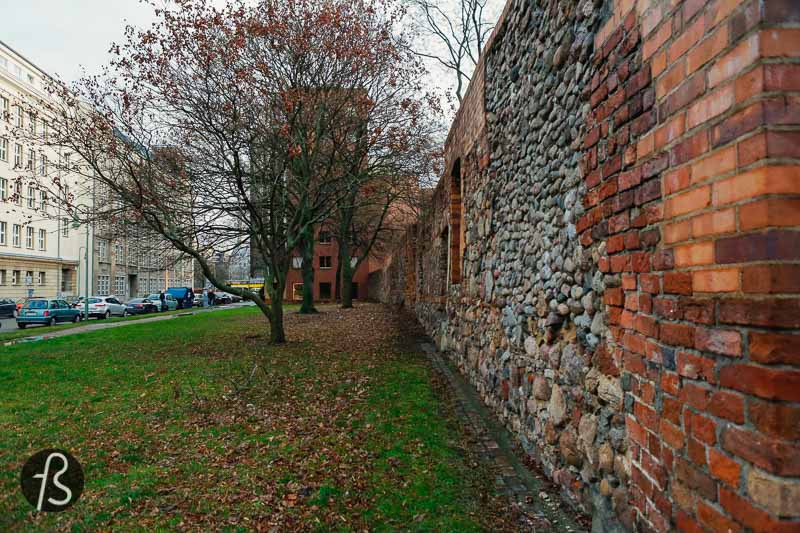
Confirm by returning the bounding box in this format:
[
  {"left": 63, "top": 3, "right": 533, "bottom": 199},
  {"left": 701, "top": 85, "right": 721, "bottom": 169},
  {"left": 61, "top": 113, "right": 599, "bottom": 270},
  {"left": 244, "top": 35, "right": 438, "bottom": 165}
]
[{"left": 0, "top": 303, "right": 518, "bottom": 531}]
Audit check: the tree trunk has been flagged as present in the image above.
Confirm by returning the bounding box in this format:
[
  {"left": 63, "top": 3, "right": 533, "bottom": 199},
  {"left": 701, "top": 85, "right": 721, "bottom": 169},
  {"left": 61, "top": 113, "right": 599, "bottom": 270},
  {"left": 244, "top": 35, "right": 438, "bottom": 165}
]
[
  {"left": 299, "top": 228, "right": 317, "bottom": 314},
  {"left": 267, "top": 267, "right": 287, "bottom": 344},
  {"left": 269, "top": 297, "right": 286, "bottom": 343},
  {"left": 340, "top": 238, "right": 354, "bottom": 309},
  {"left": 334, "top": 257, "right": 341, "bottom": 302}
]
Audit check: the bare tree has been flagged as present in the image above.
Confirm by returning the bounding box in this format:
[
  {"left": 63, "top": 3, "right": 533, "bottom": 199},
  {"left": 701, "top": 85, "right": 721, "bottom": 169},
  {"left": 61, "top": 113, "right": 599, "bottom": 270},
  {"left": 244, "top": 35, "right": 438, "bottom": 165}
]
[{"left": 408, "top": 0, "right": 497, "bottom": 102}]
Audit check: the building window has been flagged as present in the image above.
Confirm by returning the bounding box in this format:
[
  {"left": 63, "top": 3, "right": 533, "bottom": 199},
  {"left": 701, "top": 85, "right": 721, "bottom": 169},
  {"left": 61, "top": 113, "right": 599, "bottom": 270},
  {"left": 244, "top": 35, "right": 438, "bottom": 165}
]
[
  {"left": 292, "top": 283, "right": 303, "bottom": 301},
  {"left": 41, "top": 120, "right": 48, "bottom": 140},
  {"left": 0, "top": 96, "right": 7, "bottom": 120},
  {"left": 39, "top": 190, "right": 46, "bottom": 211},
  {"left": 28, "top": 113, "right": 36, "bottom": 135},
  {"left": 114, "top": 276, "right": 125, "bottom": 296},
  {"left": 0, "top": 138, "right": 6, "bottom": 161},
  {"left": 25, "top": 271, "right": 33, "bottom": 285},
  {"left": 291, "top": 256, "right": 302, "bottom": 269},
  {"left": 27, "top": 187, "right": 35, "bottom": 208},
  {"left": 14, "top": 182, "right": 21, "bottom": 205},
  {"left": 14, "top": 143, "right": 22, "bottom": 168},
  {"left": 26, "top": 226, "right": 34, "bottom": 249},
  {"left": 114, "top": 243, "right": 124, "bottom": 263},
  {"left": 14, "top": 106, "right": 22, "bottom": 128},
  {"left": 38, "top": 272, "right": 45, "bottom": 285},
  {"left": 0, "top": 270, "right": 5, "bottom": 284},
  {"left": 319, "top": 231, "right": 332, "bottom": 244},
  {"left": 319, "top": 256, "right": 332, "bottom": 269},
  {"left": 39, "top": 155, "right": 47, "bottom": 176},
  {"left": 38, "top": 228, "right": 46, "bottom": 250},
  {"left": 319, "top": 282, "right": 332, "bottom": 300},
  {"left": 98, "top": 240, "right": 107, "bottom": 261},
  {"left": 12, "top": 270, "right": 19, "bottom": 285},
  {"left": 449, "top": 159, "right": 463, "bottom": 285},
  {"left": 12, "top": 224, "right": 20, "bottom": 247},
  {"left": 0, "top": 222, "right": 5, "bottom": 245},
  {"left": 0, "top": 177, "right": 6, "bottom": 201},
  {"left": 26, "top": 149, "right": 34, "bottom": 171},
  {"left": 62, "top": 217, "right": 69, "bottom": 237},
  {"left": 97, "top": 275, "right": 110, "bottom": 296}
]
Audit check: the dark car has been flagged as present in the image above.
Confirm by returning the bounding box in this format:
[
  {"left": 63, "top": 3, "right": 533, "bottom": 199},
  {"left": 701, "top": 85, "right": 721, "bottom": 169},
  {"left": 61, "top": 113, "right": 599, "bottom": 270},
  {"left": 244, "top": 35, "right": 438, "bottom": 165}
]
[
  {"left": 125, "top": 298, "right": 160, "bottom": 315},
  {"left": 0, "top": 298, "right": 16, "bottom": 318},
  {"left": 214, "top": 292, "right": 233, "bottom": 305},
  {"left": 165, "top": 287, "right": 195, "bottom": 309}
]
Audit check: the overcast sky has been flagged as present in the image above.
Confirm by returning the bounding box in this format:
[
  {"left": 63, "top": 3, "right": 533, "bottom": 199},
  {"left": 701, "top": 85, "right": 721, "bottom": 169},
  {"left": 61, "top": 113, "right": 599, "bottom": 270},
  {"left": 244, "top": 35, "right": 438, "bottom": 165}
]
[
  {"left": 0, "top": 0, "right": 504, "bottom": 116},
  {"left": 0, "top": 0, "right": 158, "bottom": 81}
]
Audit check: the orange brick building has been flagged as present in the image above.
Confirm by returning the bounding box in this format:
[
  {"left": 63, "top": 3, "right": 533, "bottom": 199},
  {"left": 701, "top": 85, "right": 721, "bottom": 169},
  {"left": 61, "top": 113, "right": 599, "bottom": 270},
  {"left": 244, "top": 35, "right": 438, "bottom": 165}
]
[{"left": 282, "top": 228, "right": 372, "bottom": 302}]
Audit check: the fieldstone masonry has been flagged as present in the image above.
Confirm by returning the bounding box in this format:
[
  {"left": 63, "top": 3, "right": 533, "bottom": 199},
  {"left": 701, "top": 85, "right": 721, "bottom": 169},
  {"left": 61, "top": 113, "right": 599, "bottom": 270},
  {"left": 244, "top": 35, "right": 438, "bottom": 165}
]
[{"left": 370, "top": 0, "right": 800, "bottom": 531}]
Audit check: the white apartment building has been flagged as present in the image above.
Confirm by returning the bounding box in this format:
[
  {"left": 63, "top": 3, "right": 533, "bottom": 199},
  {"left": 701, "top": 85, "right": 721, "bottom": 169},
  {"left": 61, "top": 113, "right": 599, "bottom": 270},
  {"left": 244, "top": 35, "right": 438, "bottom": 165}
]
[
  {"left": 0, "top": 40, "right": 88, "bottom": 300},
  {"left": 0, "top": 40, "right": 194, "bottom": 302}
]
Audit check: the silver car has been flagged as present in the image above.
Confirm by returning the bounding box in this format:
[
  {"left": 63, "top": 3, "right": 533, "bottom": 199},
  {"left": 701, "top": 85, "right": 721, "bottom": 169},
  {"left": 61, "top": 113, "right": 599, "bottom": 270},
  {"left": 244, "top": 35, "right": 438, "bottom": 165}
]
[
  {"left": 147, "top": 293, "right": 178, "bottom": 312},
  {"left": 87, "top": 296, "right": 128, "bottom": 319}
]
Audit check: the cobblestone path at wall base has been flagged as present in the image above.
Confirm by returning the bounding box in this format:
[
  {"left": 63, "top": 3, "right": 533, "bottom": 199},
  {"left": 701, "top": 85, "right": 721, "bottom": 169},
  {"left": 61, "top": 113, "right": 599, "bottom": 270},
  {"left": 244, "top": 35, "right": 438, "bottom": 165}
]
[{"left": 421, "top": 342, "right": 589, "bottom": 533}]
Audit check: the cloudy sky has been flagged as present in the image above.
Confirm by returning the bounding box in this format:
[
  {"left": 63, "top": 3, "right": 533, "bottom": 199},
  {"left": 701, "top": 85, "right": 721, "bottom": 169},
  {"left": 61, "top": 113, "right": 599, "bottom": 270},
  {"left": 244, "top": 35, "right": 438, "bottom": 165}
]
[
  {"left": 0, "top": 0, "right": 504, "bottom": 114},
  {"left": 0, "top": 0, "right": 158, "bottom": 81}
]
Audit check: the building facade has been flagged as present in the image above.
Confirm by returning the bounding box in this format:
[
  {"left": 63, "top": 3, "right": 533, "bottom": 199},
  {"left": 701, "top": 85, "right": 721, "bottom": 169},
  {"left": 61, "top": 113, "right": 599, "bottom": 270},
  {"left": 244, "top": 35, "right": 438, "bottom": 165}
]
[
  {"left": 250, "top": 228, "right": 372, "bottom": 302},
  {"left": 0, "top": 40, "right": 86, "bottom": 300},
  {"left": 0, "top": 40, "right": 195, "bottom": 302},
  {"left": 284, "top": 229, "right": 371, "bottom": 302},
  {"left": 90, "top": 182, "right": 194, "bottom": 299}
]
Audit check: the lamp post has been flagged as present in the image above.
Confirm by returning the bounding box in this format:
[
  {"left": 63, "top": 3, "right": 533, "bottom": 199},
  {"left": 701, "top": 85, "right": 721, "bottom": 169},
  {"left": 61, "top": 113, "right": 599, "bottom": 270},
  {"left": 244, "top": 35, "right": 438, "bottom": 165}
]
[{"left": 74, "top": 215, "right": 90, "bottom": 321}]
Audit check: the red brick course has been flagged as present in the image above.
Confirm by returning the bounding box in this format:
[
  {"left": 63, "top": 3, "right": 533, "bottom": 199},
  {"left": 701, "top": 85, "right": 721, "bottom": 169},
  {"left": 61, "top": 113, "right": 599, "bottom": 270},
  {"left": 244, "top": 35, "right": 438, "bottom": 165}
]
[{"left": 590, "top": 0, "right": 800, "bottom": 530}]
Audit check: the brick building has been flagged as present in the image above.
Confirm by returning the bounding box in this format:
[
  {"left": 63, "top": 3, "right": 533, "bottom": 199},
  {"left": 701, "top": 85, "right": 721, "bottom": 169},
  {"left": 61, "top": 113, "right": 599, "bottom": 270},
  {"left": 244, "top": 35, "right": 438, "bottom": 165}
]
[
  {"left": 371, "top": 0, "right": 800, "bottom": 531},
  {"left": 284, "top": 229, "right": 372, "bottom": 302},
  {"left": 251, "top": 228, "right": 373, "bottom": 302}
]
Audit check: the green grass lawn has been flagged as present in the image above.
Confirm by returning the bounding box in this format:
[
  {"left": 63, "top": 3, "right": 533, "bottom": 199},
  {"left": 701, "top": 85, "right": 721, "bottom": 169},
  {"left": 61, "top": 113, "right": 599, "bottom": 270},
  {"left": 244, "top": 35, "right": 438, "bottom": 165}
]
[
  {"left": 0, "top": 308, "right": 195, "bottom": 342},
  {"left": 0, "top": 304, "right": 505, "bottom": 531}
]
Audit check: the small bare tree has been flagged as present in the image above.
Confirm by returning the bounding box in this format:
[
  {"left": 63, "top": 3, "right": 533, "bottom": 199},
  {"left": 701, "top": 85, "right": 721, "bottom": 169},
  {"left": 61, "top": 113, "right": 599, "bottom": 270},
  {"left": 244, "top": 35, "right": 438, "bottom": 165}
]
[{"left": 408, "top": 0, "right": 498, "bottom": 102}]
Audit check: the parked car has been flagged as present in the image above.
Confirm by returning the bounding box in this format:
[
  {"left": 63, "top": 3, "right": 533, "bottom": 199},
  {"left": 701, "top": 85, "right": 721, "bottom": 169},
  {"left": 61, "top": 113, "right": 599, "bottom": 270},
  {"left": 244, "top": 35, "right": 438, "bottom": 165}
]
[
  {"left": 16, "top": 297, "right": 45, "bottom": 316},
  {"left": 125, "top": 298, "right": 160, "bottom": 315},
  {"left": 0, "top": 298, "right": 17, "bottom": 318},
  {"left": 147, "top": 293, "right": 178, "bottom": 312},
  {"left": 214, "top": 292, "right": 233, "bottom": 305},
  {"left": 68, "top": 296, "right": 87, "bottom": 316},
  {"left": 228, "top": 292, "right": 243, "bottom": 303},
  {"left": 16, "top": 299, "right": 81, "bottom": 329},
  {"left": 87, "top": 296, "right": 128, "bottom": 319},
  {"left": 166, "top": 287, "right": 195, "bottom": 309}
]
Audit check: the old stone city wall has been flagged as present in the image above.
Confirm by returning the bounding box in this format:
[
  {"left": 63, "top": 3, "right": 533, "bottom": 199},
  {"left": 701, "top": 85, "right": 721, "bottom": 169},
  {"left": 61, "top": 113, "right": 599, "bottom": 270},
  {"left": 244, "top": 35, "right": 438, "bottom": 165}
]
[{"left": 369, "top": 0, "right": 800, "bottom": 531}]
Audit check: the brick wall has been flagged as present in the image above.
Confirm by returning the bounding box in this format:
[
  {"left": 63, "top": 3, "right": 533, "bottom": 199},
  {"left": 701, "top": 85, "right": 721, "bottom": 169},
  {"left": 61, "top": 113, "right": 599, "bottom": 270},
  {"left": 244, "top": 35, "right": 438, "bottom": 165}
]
[
  {"left": 589, "top": 0, "right": 800, "bottom": 530},
  {"left": 370, "top": 0, "right": 800, "bottom": 530}
]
